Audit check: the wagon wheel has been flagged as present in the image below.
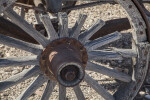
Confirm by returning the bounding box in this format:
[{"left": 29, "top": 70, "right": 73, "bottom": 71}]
[{"left": 0, "top": 0, "right": 150, "bottom": 100}]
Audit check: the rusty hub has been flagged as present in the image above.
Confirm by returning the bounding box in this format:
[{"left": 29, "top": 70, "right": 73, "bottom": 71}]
[{"left": 40, "top": 38, "right": 88, "bottom": 87}]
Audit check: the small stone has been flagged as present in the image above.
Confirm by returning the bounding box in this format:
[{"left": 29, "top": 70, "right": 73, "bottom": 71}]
[
  {"left": 3, "top": 93, "right": 8, "bottom": 96},
  {"left": 12, "top": 69, "right": 20, "bottom": 75},
  {"left": 0, "top": 70, "right": 4, "bottom": 73},
  {"left": 35, "top": 90, "right": 43, "bottom": 97},
  {"left": 4, "top": 68, "right": 13, "bottom": 72},
  {"left": 139, "top": 91, "right": 145, "bottom": 96},
  {"left": 5, "top": 52, "right": 10, "bottom": 57}
]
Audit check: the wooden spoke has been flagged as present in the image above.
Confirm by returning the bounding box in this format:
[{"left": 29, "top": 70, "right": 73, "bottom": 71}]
[
  {"left": 16, "top": 74, "right": 47, "bottom": 100},
  {"left": 40, "top": 14, "right": 58, "bottom": 41},
  {"left": 35, "top": 12, "right": 41, "bottom": 24},
  {"left": 59, "top": 85, "right": 66, "bottom": 100},
  {"left": 0, "top": 56, "right": 39, "bottom": 67},
  {"left": 86, "top": 62, "right": 131, "bottom": 82},
  {"left": 40, "top": 80, "right": 56, "bottom": 100},
  {"left": 84, "top": 73, "right": 115, "bottom": 100},
  {"left": 0, "top": 34, "right": 42, "bottom": 55},
  {"left": 58, "top": 12, "right": 68, "bottom": 38},
  {"left": 71, "top": 14, "right": 87, "bottom": 39},
  {"left": 0, "top": 0, "right": 16, "bottom": 13},
  {"left": 73, "top": 85, "right": 85, "bottom": 100},
  {"left": 85, "top": 31, "right": 122, "bottom": 51},
  {"left": 0, "top": 66, "right": 40, "bottom": 92},
  {"left": 79, "top": 19, "right": 105, "bottom": 44},
  {"left": 20, "top": 7, "right": 25, "bottom": 18},
  {"left": 88, "top": 49, "right": 137, "bottom": 60},
  {"left": 88, "top": 50, "right": 123, "bottom": 60},
  {"left": 4, "top": 8, "right": 48, "bottom": 47},
  {"left": 113, "top": 48, "right": 137, "bottom": 58}
]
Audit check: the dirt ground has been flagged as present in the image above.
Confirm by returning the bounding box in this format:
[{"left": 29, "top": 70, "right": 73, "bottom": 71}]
[{"left": 0, "top": 1, "right": 150, "bottom": 100}]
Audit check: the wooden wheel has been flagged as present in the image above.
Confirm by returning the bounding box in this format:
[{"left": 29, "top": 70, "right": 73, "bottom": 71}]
[{"left": 0, "top": 0, "right": 150, "bottom": 100}]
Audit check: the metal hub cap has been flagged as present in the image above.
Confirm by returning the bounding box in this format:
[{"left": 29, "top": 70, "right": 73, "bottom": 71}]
[{"left": 40, "top": 38, "right": 88, "bottom": 87}]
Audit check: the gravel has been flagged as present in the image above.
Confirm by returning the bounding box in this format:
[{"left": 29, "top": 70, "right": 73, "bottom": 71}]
[{"left": 0, "top": 2, "right": 150, "bottom": 100}]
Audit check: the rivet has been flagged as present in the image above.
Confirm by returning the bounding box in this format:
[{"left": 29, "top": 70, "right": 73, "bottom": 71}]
[
  {"left": 139, "top": 22, "right": 143, "bottom": 26},
  {"left": 129, "top": 5, "right": 132, "bottom": 8}
]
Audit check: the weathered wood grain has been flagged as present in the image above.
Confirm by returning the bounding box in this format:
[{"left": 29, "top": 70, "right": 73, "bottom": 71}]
[
  {"left": 0, "top": 33, "right": 42, "bottom": 55},
  {"left": 4, "top": 8, "right": 49, "bottom": 47},
  {"left": 0, "top": 66, "right": 41, "bottom": 92},
  {"left": 84, "top": 73, "right": 115, "bottom": 100},
  {"left": 20, "top": 7, "right": 25, "bottom": 18},
  {"left": 79, "top": 19, "right": 105, "bottom": 44},
  {"left": 58, "top": 12, "right": 68, "bottom": 38},
  {"left": 16, "top": 74, "right": 47, "bottom": 100},
  {"left": 73, "top": 85, "right": 85, "bottom": 100},
  {"left": 35, "top": 12, "right": 41, "bottom": 24},
  {"left": 86, "top": 62, "right": 131, "bottom": 82},
  {"left": 113, "top": 48, "right": 137, "bottom": 58},
  {"left": 40, "top": 80, "right": 56, "bottom": 100},
  {"left": 71, "top": 14, "right": 87, "bottom": 39},
  {"left": 0, "top": 56, "right": 39, "bottom": 67},
  {"left": 59, "top": 85, "right": 66, "bottom": 100},
  {"left": 40, "top": 14, "right": 58, "bottom": 41},
  {"left": 88, "top": 49, "right": 137, "bottom": 60},
  {"left": 116, "top": 0, "right": 147, "bottom": 42},
  {"left": 85, "top": 31, "right": 122, "bottom": 51},
  {"left": 0, "top": 17, "right": 38, "bottom": 44},
  {"left": 88, "top": 50, "right": 123, "bottom": 60},
  {"left": 0, "top": 0, "right": 16, "bottom": 13}
]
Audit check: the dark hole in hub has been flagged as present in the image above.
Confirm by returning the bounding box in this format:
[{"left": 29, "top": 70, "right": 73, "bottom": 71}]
[{"left": 60, "top": 65, "right": 80, "bottom": 83}]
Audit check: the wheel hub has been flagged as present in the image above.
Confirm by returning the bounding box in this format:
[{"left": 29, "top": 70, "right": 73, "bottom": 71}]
[{"left": 40, "top": 38, "right": 88, "bottom": 87}]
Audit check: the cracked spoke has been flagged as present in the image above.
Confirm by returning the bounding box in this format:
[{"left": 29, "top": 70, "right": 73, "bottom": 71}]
[
  {"left": 71, "top": 14, "right": 87, "bottom": 39},
  {"left": 88, "top": 49, "right": 137, "bottom": 60},
  {"left": 113, "top": 48, "right": 137, "bottom": 58},
  {"left": 58, "top": 12, "right": 68, "bottom": 38},
  {"left": 79, "top": 19, "right": 105, "bottom": 44},
  {"left": 88, "top": 50, "right": 123, "bottom": 60},
  {"left": 40, "top": 14, "right": 58, "bottom": 41},
  {"left": 86, "top": 62, "right": 131, "bottom": 82},
  {"left": 85, "top": 31, "right": 122, "bottom": 51}
]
